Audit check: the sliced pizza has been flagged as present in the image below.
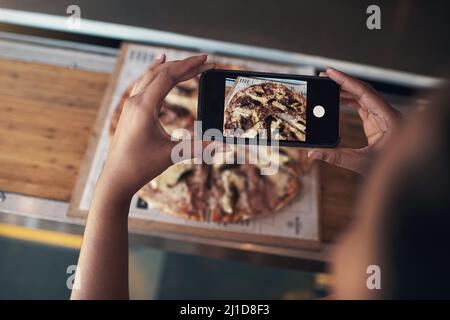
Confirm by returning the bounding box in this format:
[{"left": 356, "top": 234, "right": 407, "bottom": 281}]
[{"left": 224, "top": 81, "right": 307, "bottom": 141}]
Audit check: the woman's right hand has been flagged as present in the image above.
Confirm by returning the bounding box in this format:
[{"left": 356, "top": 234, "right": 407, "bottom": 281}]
[{"left": 307, "top": 68, "right": 402, "bottom": 175}]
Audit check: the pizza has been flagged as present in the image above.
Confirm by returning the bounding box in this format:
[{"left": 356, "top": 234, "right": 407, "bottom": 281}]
[
  {"left": 224, "top": 81, "right": 307, "bottom": 141},
  {"left": 109, "top": 62, "right": 311, "bottom": 223}
]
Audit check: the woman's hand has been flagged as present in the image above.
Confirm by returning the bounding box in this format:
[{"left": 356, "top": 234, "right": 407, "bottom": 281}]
[
  {"left": 307, "top": 68, "right": 402, "bottom": 175},
  {"left": 100, "top": 53, "right": 215, "bottom": 200},
  {"left": 71, "top": 54, "right": 215, "bottom": 300}
]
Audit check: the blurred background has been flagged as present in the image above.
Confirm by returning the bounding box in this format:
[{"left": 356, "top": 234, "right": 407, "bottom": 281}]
[
  {"left": 0, "top": 0, "right": 448, "bottom": 299},
  {"left": 1, "top": 0, "right": 448, "bottom": 76}
]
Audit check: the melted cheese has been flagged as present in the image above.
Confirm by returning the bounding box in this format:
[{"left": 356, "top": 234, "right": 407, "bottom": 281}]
[
  {"left": 222, "top": 170, "right": 245, "bottom": 190},
  {"left": 247, "top": 93, "right": 268, "bottom": 105},
  {"left": 220, "top": 170, "right": 245, "bottom": 214},
  {"left": 272, "top": 101, "right": 287, "bottom": 111},
  {"left": 276, "top": 113, "right": 306, "bottom": 133},
  {"left": 150, "top": 163, "right": 188, "bottom": 189},
  {"left": 231, "top": 107, "right": 254, "bottom": 120},
  {"left": 267, "top": 171, "right": 289, "bottom": 196},
  {"left": 250, "top": 146, "right": 290, "bottom": 168}
]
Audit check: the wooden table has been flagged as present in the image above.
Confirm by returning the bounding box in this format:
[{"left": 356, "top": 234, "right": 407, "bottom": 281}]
[
  {"left": 0, "top": 58, "right": 109, "bottom": 201},
  {"left": 0, "top": 57, "right": 365, "bottom": 244}
]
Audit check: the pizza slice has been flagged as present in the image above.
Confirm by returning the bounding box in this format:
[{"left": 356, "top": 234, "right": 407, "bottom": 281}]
[
  {"left": 139, "top": 163, "right": 209, "bottom": 221},
  {"left": 224, "top": 81, "right": 307, "bottom": 141},
  {"left": 207, "top": 147, "right": 302, "bottom": 222}
]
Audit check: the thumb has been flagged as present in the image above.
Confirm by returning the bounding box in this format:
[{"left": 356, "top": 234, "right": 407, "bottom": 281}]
[{"left": 307, "top": 148, "right": 366, "bottom": 174}]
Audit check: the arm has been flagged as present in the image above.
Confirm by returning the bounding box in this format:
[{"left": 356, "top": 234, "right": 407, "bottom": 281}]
[
  {"left": 308, "top": 68, "right": 402, "bottom": 175},
  {"left": 71, "top": 54, "right": 214, "bottom": 299}
]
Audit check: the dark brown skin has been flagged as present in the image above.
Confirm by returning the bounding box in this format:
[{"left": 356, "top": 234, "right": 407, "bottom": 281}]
[{"left": 308, "top": 68, "right": 402, "bottom": 175}]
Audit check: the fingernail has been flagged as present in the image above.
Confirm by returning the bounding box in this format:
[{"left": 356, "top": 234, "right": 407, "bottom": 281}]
[
  {"left": 156, "top": 53, "right": 165, "bottom": 60},
  {"left": 308, "top": 151, "right": 323, "bottom": 160}
]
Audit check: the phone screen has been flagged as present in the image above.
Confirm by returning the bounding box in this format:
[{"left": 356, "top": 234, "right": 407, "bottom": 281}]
[
  {"left": 223, "top": 76, "right": 308, "bottom": 141},
  {"left": 198, "top": 70, "right": 340, "bottom": 148}
]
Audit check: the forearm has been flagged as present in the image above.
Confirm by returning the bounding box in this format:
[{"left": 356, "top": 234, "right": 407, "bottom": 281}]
[
  {"left": 71, "top": 175, "right": 132, "bottom": 300},
  {"left": 71, "top": 158, "right": 172, "bottom": 299}
]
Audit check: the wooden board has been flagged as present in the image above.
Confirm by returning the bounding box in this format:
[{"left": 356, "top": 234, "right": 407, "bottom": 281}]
[{"left": 0, "top": 58, "right": 109, "bottom": 201}]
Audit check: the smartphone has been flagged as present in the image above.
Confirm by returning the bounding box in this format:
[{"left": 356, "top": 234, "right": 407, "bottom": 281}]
[{"left": 198, "top": 69, "right": 340, "bottom": 148}]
